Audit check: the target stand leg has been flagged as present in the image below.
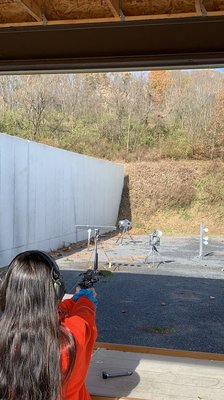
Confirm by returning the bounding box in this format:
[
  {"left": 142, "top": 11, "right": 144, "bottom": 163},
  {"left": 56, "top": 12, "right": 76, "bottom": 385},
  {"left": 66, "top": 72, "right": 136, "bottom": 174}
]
[{"left": 144, "top": 246, "right": 165, "bottom": 267}]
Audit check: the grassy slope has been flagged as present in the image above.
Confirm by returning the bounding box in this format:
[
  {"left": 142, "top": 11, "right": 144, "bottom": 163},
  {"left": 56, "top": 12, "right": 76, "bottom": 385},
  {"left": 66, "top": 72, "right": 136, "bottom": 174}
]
[{"left": 118, "top": 160, "right": 224, "bottom": 235}]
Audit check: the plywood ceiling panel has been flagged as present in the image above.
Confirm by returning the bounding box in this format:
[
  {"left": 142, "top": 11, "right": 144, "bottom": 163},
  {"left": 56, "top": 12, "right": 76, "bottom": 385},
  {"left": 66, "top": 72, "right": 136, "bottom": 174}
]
[
  {"left": 45, "top": 0, "right": 113, "bottom": 20},
  {"left": 0, "top": 2, "right": 35, "bottom": 22},
  {"left": 122, "top": 0, "right": 195, "bottom": 15},
  {"left": 0, "top": 0, "right": 224, "bottom": 27},
  {"left": 204, "top": 0, "right": 224, "bottom": 10}
]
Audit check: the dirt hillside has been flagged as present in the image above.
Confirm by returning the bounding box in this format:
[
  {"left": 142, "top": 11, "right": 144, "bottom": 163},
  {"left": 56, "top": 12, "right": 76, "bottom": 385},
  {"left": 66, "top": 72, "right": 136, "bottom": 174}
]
[{"left": 118, "top": 160, "right": 224, "bottom": 235}]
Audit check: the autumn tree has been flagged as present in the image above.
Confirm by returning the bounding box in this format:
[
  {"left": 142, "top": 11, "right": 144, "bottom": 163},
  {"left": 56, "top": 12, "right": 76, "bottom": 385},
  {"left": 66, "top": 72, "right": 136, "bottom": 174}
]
[{"left": 0, "top": 70, "right": 224, "bottom": 161}]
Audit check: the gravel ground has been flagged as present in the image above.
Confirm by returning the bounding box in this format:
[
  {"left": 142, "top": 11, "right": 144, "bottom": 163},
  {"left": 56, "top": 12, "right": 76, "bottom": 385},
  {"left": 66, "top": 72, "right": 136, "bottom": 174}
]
[{"left": 58, "top": 234, "right": 224, "bottom": 354}]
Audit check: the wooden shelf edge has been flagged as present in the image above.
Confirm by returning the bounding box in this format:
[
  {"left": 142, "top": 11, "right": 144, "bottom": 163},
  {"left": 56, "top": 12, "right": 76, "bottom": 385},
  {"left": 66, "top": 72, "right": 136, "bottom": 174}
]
[{"left": 95, "top": 342, "right": 224, "bottom": 361}]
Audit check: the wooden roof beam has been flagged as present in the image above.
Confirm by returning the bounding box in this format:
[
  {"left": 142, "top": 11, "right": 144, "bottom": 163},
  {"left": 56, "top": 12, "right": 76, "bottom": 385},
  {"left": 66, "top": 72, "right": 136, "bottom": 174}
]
[
  {"left": 17, "top": 0, "right": 42, "bottom": 22},
  {"left": 169, "top": 0, "right": 174, "bottom": 13},
  {"left": 126, "top": 12, "right": 198, "bottom": 21},
  {"left": 105, "top": 0, "right": 125, "bottom": 20},
  {"left": 0, "top": 13, "right": 207, "bottom": 29},
  {"left": 195, "top": 0, "right": 207, "bottom": 16}
]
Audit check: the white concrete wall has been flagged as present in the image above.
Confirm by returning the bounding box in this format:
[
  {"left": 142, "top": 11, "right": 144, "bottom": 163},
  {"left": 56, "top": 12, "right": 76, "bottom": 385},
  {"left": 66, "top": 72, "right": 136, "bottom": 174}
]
[{"left": 0, "top": 133, "right": 124, "bottom": 266}]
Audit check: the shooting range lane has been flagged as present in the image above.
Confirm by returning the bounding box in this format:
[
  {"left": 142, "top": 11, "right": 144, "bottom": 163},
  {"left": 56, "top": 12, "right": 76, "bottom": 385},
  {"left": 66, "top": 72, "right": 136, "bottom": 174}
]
[
  {"left": 57, "top": 234, "right": 224, "bottom": 276},
  {"left": 58, "top": 234, "right": 224, "bottom": 353},
  {"left": 86, "top": 347, "right": 224, "bottom": 399}
]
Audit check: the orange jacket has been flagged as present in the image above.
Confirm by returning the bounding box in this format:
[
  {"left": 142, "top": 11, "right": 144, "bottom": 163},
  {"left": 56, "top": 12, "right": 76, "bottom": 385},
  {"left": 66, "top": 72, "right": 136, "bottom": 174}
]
[{"left": 59, "top": 296, "right": 97, "bottom": 400}]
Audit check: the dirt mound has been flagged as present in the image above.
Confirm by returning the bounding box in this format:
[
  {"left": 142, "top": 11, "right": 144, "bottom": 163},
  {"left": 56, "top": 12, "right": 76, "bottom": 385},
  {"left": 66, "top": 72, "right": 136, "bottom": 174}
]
[{"left": 118, "top": 160, "right": 224, "bottom": 235}]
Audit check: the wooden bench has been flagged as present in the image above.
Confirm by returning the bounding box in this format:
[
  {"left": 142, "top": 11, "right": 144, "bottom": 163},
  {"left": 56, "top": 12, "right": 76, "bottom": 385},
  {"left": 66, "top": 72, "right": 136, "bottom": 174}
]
[{"left": 87, "top": 343, "right": 224, "bottom": 400}]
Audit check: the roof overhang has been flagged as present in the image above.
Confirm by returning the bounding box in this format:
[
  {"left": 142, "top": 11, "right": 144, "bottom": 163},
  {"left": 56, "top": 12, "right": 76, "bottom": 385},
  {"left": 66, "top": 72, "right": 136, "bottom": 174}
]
[
  {"left": 1, "top": 0, "right": 224, "bottom": 74},
  {"left": 0, "top": 16, "right": 224, "bottom": 73}
]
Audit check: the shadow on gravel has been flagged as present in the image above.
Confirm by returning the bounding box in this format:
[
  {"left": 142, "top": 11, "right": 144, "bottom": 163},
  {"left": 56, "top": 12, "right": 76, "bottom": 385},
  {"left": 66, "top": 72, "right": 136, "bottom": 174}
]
[{"left": 62, "top": 269, "right": 224, "bottom": 354}]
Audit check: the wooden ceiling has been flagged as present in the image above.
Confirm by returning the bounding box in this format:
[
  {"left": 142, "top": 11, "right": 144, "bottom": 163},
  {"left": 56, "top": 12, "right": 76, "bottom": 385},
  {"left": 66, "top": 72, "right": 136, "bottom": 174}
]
[{"left": 1, "top": 0, "right": 224, "bottom": 28}]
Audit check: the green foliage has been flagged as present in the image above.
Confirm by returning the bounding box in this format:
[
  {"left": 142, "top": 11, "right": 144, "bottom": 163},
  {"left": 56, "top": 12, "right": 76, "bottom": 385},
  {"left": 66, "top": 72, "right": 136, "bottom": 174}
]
[
  {"left": 0, "top": 71, "right": 223, "bottom": 161},
  {"left": 0, "top": 110, "right": 18, "bottom": 133},
  {"left": 196, "top": 172, "right": 224, "bottom": 204},
  {"left": 160, "top": 130, "right": 191, "bottom": 159},
  {"left": 176, "top": 207, "right": 191, "bottom": 220}
]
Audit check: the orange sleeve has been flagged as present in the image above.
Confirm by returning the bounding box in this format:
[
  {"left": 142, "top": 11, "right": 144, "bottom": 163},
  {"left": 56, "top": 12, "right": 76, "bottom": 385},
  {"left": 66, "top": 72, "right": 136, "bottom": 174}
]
[
  {"left": 61, "top": 297, "right": 97, "bottom": 399},
  {"left": 59, "top": 296, "right": 97, "bottom": 329},
  {"left": 59, "top": 296, "right": 76, "bottom": 318}
]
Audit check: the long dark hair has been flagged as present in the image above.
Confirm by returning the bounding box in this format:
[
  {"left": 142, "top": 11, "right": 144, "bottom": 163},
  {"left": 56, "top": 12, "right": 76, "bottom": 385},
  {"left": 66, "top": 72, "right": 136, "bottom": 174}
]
[{"left": 0, "top": 252, "right": 76, "bottom": 400}]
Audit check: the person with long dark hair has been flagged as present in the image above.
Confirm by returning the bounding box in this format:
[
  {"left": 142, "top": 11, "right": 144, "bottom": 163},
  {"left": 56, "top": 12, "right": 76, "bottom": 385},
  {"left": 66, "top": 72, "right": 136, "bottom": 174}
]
[{"left": 0, "top": 250, "right": 97, "bottom": 400}]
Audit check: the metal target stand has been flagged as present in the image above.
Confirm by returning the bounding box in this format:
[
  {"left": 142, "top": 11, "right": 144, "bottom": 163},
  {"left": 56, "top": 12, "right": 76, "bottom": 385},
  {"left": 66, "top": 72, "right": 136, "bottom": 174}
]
[
  {"left": 75, "top": 225, "right": 116, "bottom": 268},
  {"left": 144, "top": 230, "right": 165, "bottom": 267},
  {"left": 116, "top": 219, "right": 135, "bottom": 245}
]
